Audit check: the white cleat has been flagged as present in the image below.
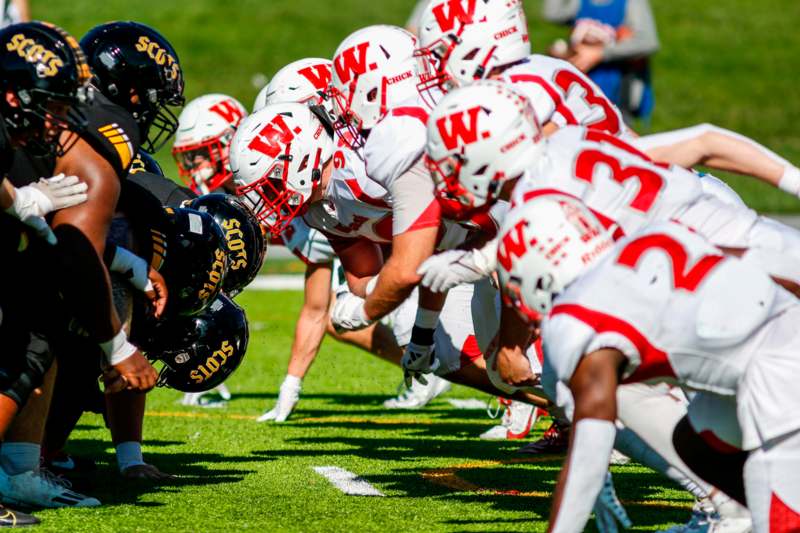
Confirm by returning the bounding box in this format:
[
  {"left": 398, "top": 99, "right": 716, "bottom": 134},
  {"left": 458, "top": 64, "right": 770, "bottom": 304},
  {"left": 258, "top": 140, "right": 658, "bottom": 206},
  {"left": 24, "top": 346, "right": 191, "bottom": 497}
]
[
  {"left": 180, "top": 384, "right": 231, "bottom": 408},
  {"left": 0, "top": 468, "right": 100, "bottom": 508},
  {"left": 258, "top": 381, "right": 301, "bottom": 423},
  {"left": 609, "top": 449, "right": 632, "bottom": 465},
  {"left": 479, "top": 399, "right": 538, "bottom": 440},
  {"left": 383, "top": 375, "right": 451, "bottom": 409}
]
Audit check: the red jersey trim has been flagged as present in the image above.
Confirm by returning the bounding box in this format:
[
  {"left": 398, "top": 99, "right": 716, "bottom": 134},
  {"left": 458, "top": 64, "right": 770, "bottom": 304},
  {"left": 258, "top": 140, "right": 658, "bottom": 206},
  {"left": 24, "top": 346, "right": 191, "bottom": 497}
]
[
  {"left": 550, "top": 303, "right": 676, "bottom": 383},
  {"left": 405, "top": 198, "right": 442, "bottom": 233},
  {"left": 508, "top": 73, "right": 578, "bottom": 125},
  {"left": 391, "top": 106, "right": 429, "bottom": 125},
  {"left": 344, "top": 178, "right": 391, "bottom": 208}
]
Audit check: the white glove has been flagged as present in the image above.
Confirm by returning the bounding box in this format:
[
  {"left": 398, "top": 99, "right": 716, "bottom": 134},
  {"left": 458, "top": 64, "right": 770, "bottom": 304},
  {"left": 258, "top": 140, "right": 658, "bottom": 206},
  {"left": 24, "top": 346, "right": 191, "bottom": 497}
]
[
  {"left": 593, "top": 472, "right": 632, "bottom": 533},
  {"left": 6, "top": 174, "right": 88, "bottom": 245},
  {"left": 331, "top": 292, "right": 374, "bottom": 333},
  {"left": 417, "top": 241, "right": 496, "bottom": 293},
  {"left": 401, "top": 341, "right": 440, "bottom": 387},
  {"left": 11, "top": 174, "right": 88, "bottom": 218},
  {"left": 258, "top": 376, "right": 301, "bottom": 423}
]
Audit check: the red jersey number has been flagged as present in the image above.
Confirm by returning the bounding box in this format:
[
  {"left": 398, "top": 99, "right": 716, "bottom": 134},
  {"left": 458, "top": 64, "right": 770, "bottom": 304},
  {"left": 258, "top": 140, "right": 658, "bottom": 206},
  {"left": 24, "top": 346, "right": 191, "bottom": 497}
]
[
  {"left": 574, "top": 148, "right": 664, "bottom": 213},
  {"left": 554, "top": 70, "right": 621, "bottom": 135},
  {"left": 616, "top": 233, "right": 724, "bottom": 292}
]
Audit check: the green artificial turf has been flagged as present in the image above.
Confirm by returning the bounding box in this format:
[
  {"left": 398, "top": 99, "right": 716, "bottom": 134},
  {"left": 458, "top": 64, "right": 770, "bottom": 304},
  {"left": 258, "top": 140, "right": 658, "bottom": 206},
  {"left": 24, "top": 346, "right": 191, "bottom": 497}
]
[
  {"left": 34, "top": 0, "right": 800, "bottom": 213},
  {"left": 35, "top": 291, "right": 693, "bottom": 532}
]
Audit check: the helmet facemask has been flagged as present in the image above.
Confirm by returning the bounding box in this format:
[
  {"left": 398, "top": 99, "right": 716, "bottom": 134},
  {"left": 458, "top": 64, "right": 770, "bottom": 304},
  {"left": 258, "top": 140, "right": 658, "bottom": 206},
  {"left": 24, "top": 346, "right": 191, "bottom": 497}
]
[{"left": 172, "top": 128, "right": 235, "bottom": 194}]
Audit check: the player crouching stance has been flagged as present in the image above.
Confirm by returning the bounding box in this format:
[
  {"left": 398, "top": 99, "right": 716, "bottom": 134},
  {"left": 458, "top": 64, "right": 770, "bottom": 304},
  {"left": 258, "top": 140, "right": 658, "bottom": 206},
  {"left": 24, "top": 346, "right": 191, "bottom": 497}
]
[{"left": 496, "top": 193, "right": 800, "bottom": 533}]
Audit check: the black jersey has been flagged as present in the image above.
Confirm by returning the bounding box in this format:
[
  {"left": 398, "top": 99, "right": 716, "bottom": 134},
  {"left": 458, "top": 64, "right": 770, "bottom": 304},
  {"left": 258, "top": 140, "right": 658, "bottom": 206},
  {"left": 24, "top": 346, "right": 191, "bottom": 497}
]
[{"left": 7, "top": 90, "right": 140, "bottom": 187}]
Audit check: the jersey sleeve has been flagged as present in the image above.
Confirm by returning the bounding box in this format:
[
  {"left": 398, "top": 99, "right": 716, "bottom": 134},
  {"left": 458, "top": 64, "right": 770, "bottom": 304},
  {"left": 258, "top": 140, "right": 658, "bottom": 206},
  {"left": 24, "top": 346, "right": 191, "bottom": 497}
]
[
  {"left": 364, "top": 109, "right": 428, "bottom": 190},
  {"left": 502, "top": 72, "right": 559, "bottom": 127},
  {"left": 78, "top": 93, "right": 141, "bottom": 178},
  {"left": 281, "top": 217, "right": 335, "bottom": 265},
  {"left": 388, "top": 158, "right": 441, "bottom": 236}
]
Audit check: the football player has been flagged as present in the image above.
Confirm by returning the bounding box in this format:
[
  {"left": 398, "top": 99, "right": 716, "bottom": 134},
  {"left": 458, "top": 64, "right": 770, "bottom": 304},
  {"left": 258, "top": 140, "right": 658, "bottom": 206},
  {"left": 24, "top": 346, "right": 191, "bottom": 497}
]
[
  {"left": 496, "top": 193, "right": 800, "bottom": 533},
  {"left": 172, "top": 93, "right": 247, "bottom": 194},
  {"left": 328, "top": 24, "right": 544, "bottom": 438},
  {"left": 250, "top": 58, "right": 450, "bottom": 418}
]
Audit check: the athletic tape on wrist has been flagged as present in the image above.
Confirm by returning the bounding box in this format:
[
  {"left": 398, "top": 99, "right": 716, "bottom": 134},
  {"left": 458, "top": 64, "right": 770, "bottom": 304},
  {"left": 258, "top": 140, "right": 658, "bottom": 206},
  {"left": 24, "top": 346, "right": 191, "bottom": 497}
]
[
  {"left": 365, "top": 275, "right": 379, "bottom": 296},
  {"left": 100, "top": 329, "right": 138, "bottom": 366},
  {"left": 778, "top": 166, "right": 800, "bottom": 196},
  {"left": 110, "top": 246, "right": 149, "bottom": 291}
]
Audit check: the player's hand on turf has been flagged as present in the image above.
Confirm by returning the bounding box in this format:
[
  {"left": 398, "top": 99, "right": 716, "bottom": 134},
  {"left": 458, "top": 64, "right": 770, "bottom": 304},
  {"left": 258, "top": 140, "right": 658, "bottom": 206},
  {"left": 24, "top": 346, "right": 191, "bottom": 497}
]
[
  {"left": 417, "top": 249, "right": 489, "bottom": 293},
  {"left": 106, "top": 350, "right": 158, "bottom": 393},
  {"left": 593, "top": 472, "right": 632, "bottom": 533},
  {"left": 121, "top": 463, "right": 176, "bottom": 482},
  {"left": 401, "top": 340, "right": 440, "bottom": 388},
  {"left": 145, "top": 267, "right": 168, "bottom": 318},
  {"left": 331, "top": 292, "right": 374, "bottom": 333}
]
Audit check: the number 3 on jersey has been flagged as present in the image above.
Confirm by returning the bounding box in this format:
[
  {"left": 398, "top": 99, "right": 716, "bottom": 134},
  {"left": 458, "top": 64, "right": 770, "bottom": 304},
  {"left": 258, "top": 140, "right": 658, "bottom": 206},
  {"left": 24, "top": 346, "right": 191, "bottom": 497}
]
[{"left": 616, "top": 233, "right": 724, "bottom": 292}]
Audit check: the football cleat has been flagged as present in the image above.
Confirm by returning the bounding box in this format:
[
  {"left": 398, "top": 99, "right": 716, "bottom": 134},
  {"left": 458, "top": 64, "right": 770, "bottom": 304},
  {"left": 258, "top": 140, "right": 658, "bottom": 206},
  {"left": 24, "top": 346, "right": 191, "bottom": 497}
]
[
  {"left": 43, "top": 452, "right": 96, "bottom": 477},
  {"left": 479, "top": 399, "right": 538, "bottom": 440},
  {"left": 517, "top": 418, "right": 570, "bottom": 454},
  {"left": 0, "top": 468, "right": 100, "bottom": 508},
  {"left": 658, "top": 498, "right": 753, "bottom": 533},
  {"left": 383, "top": 375, "right": 451, "bottom": 409},
  {"left": 0, "top": 504, "right": 39, "bottom": 527}
]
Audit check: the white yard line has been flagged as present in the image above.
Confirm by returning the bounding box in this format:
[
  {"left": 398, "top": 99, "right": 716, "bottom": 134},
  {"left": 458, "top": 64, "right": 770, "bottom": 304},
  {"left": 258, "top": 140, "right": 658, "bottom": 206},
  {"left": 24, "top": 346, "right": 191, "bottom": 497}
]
[
  {"left": 312, "top": 466, "right": 385, "bottom": 497},
  {"left": 249, "top": 275, "right": 305, "bottom": 291}
]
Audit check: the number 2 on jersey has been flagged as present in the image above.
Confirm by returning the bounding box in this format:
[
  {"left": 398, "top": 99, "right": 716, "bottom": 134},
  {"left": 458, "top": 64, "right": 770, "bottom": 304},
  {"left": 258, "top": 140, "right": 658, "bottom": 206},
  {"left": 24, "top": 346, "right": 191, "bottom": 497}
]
[{"left": 616, "top": 233, "right": 724, "bottom": 291}]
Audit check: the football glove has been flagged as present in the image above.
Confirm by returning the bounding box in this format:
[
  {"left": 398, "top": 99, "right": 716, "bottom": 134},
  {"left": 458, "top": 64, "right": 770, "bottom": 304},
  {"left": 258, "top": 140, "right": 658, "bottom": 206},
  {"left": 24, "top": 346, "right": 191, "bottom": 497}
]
[
  {"left": 417, "top": 240, "right": 497, "bottom": 293},
  {"left": 6, "top": 174, "right": 88, "bottom": 245},
  {"left": 331, "top": 292, "right": 374, "bottom": 333},
  {"left": 401, "top": 339, "right": 440, "bottom": 387}
]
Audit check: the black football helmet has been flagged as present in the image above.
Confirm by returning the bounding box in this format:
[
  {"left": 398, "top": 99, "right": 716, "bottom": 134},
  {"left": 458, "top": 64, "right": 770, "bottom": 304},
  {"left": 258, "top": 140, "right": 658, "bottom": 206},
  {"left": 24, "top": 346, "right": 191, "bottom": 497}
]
[
  {"left": 141, "top": 293, "right": 249, "bottom": 393},
  {"left": 80, "top": 21, "right": 185, "bottom": 154},
  {"left": 129, "top": 151, "right": 164, "bottom": 176},
  {"left": 185, "top": 194, "right": 267, "bottom": 297},
  {"left": 0, "top": 22, "right": 93, "bottom": 157},
  {"left": 156, "top": 206, "right": 229, "bottom": 316}
]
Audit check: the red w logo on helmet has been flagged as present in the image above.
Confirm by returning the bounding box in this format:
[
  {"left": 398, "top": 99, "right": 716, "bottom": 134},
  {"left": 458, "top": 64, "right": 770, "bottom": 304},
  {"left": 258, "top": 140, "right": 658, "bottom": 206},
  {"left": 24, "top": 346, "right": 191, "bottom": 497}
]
[
  {"left": 497, "top": 219, "right": 530, "bottom": 272},
  {"left": 436, "top": 106, "right": 484, "bottom": 150},
  {"left": 297, "top": 63, "right": 332, "bottom": 91},
  {"left": 209, "top": 99, "right": 245, "bottom": 126},
  {"left": 248, "top": 115, "right": 296, "bottom": 158},
  {"left": 431, "top": 0, "right": 477, "bottom": 32},
  {"left": 334, "top": 42, "right": 373, "bottom": 84}
]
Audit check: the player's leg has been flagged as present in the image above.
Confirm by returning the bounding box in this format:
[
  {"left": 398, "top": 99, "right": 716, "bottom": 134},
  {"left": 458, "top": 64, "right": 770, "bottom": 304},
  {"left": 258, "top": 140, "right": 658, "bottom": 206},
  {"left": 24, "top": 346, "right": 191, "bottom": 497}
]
[{"left": 744, "top": 430, "right": 800, "bottom": 533}]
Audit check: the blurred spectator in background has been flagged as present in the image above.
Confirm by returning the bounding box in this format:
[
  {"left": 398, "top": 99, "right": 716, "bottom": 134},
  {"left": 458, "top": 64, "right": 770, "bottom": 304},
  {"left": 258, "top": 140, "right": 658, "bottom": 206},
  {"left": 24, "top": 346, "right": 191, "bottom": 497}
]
[
  {"left": 544, "top": 0, "right": 659, "bottom": 126},
  {"left": 1, "top": 0, "right": 29, "bottom": 27}
]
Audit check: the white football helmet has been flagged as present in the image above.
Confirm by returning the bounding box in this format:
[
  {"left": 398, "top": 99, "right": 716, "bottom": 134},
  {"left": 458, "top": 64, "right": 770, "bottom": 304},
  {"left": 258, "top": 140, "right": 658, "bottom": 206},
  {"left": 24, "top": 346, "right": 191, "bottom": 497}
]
[
  {"left": 230, "top": 103, "right": 333, "bottom": 235},
  {"left": 329, "top": 25, "right": 420, "bottom": 148},
  {"left": 425, "top": 80, "right": 543, "bottom": 219},
  {"left": 496, "top": 193, "right": 615, "bottom": 322},
  {"left": 416, "top": 0, "right": 530, "bottom": 100},
  {"left": 253, "top": 58, "right": 335, "bottom": 121},
  {"left": 172, "top": 93, "right": 248, "bottom": 194}
]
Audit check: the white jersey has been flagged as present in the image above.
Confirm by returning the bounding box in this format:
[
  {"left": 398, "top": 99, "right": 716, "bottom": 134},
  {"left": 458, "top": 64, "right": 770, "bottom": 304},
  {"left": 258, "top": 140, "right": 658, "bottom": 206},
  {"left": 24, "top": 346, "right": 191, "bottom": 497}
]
[
  {"left": 541, "top": 221, "right": 799, "bottom": 448},
  {"left": 280, "top": 217, "right": 335, "bottom": 265},
  {"left": 512, "top": 126, "right": 758, "bottom": 245},
  {"left": 498, "top": 55, "right": 627, "bottom": 136}
]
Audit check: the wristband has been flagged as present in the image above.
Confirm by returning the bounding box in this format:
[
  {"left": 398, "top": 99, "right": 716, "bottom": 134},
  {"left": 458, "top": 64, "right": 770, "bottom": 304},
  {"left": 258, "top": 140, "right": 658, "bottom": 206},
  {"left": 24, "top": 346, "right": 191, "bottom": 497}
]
[
  {"left": 778, "top": 166, "right": 800, "bottom": 196},
  {"left": 100, "top": 329, "right": 138, "bottom": 366},
  {"left": 410, "top": 307, "right": 439, "bottom": 346},
  {"left": 110, "top": 246, "right": 149, "bottom": 292},
  {"left": 365, "top": 275, "right": 379, "bottom": 296}
]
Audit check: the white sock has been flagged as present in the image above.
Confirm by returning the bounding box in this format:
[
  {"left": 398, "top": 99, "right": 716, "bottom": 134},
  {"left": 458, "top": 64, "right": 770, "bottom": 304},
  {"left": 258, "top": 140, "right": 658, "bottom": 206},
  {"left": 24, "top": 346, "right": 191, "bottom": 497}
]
[
  {"left": 0, "top": 442, "right": 41, "bottom": 475},
  {"left": 282, "top": 375, "right": 302, "bottom": 391},
  {"left": 115, "top": 441, "right": 146, "bottom": 472}
]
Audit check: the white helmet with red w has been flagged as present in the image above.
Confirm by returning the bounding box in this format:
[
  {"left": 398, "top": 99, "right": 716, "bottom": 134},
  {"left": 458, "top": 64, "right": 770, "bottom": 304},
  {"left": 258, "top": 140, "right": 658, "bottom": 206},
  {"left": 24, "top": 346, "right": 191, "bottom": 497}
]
[
  {"left": 230, "top": 103, "right": 333, "bottom": 235},
  {"left": 253, "top": 58, "right": 334, "bottom": 121},
  {"left": 425, "top": 80, "right": 543, "bottom": 219},
  {"left": 330, "top": 25, "right": 420, "bottom": 147},
  {"left": 496, "top": 193, "right": 615, "bottom": 322},
  {"left": 416, "top": 0, "right": 530, "bottom": 97},
  {"left": 172, "top": 93, "right": 248, "bottom": 194}
]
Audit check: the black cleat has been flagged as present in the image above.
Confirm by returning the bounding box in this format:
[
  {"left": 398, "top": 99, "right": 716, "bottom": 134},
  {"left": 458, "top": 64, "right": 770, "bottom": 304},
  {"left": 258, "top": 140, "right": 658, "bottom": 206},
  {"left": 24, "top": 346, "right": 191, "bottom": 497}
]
[
  {"left": 0, "top": 505, "right": 39, "bottom": 527},
  {"left": 517, "top": 419, "right": 570, "bottom": 455}
]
